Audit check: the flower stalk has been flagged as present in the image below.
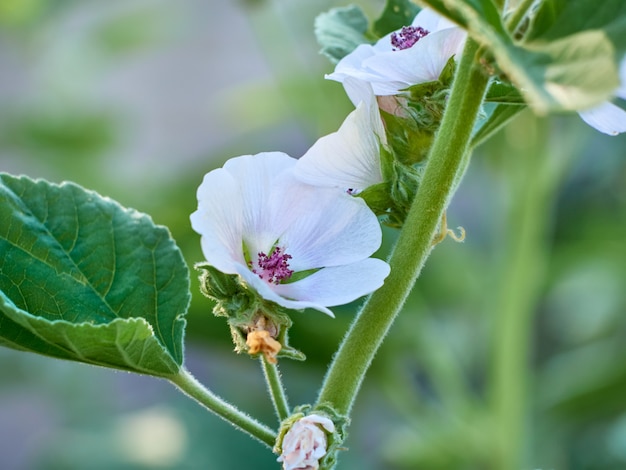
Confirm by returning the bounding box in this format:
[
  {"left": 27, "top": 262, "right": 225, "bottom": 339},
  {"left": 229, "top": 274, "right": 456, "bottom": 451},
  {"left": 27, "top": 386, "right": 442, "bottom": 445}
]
[
  {"left": 316, "top": 38, "right": 490, "bottom": 415},
  {"left": 169, "top": 367, "right": 277, "bottom": 448},
  {"left": 261, "top": 356, "right": 291, "bottom": 422}
]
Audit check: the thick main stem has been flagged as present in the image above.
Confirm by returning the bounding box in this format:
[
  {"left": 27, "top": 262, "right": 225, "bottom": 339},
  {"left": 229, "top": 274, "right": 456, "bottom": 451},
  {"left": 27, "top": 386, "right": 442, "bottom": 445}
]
[
  {"left": 316, "top": 38, "right": 489, "bottom": 415},
  {"left": 169, "top": 368, "right": 277, "bottom": 448}
]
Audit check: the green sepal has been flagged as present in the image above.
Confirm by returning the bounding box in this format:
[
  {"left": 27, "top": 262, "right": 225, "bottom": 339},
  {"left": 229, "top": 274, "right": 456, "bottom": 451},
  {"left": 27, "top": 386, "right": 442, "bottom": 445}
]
[
  {"left": 375, "top": 57, "right": 455, "bottom": 170},
  {"left": 274, "top": 410, "right": 306, "bottom": 456},
  {"left": 358, "top": 57, "right": 457, "bottom": 228},
  {"left": 386, "top": 162, "right": 423, "bottom": 228},
  {"left": 381, "top": 110, "right": 435, "bottom": 166},
  {"left": 379, "top": 141, "right": 396, "bottom": 182},
  {"left": 274, "top": 403, "right": 350, "bottom": 470},
  {"left": 399, "top": 55, "right": 456, "bottom": 132},
  {"left": 360, "top": 165, "right": 423, "bottom": 229},
  {"left": 373, "top": 0, "right": 421, "bottom": 38},
  {"left": 195, "top": 263, "right": 305, "bottom": 361},
  {"left": 196, "top": 263, "right": 254, "bottom": 317},
  {"left": 358, "top": 182, "right": 393, "bottom": 216},
  {"left": 357, "top": 145, "right": 423, "bottom": 228}
]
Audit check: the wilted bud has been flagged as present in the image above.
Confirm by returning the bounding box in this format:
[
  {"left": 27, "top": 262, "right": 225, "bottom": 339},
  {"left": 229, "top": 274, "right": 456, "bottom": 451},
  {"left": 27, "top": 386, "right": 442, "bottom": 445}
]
[{"left": 246, "top": 330, "right": 281, "bottom": 364}]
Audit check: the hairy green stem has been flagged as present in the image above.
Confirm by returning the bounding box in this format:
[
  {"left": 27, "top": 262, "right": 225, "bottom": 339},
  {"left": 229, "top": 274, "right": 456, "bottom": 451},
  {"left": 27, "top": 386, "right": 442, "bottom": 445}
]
[
  {"left": 169, "top": 367, "right": 277, "bottom": 448},
  {"left": 316, "top": 38, "right": 489, "bottom": 415},
  {"left": 261, "top": 357, "right": 291, "bottom": 422}
]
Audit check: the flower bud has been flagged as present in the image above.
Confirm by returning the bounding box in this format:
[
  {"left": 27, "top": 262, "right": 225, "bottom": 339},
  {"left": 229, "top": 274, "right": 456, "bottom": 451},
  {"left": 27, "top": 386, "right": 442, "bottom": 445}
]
[{"left": 277, "top": 414, "right": 336, "bottom": 470}]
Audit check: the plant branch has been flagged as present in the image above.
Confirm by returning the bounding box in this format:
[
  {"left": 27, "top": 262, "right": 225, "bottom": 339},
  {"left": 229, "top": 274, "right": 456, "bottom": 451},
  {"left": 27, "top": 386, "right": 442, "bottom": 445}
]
[
  {"left": 316, "top": 38, "right": 490, "bottom": 415},
  {"left": 169, "top": 367, "right": 277, "bottom": 448}
]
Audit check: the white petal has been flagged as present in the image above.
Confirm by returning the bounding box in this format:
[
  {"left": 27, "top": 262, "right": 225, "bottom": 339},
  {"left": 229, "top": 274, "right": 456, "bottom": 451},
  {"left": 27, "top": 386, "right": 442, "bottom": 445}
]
[
  {"left": 193, "top": 153, "right": 387, "bottom": 317},
  {"left": 191, "top": 152, "right": 298, "bottom": 274},
  {"left": 372, "top": 31, "right": 396, "bottom": 54},
  {"left": 275, "top": 182, "right": 383, "bottom": 270},
  {"left": 326, "top": 44, "right": 379, "bottom": 85},
  {"left": 301, "top": 415, "right": 335, "bottom": 433},
  {"left": 578, "top": 101, "right": 626, "bottom": 135},
  {"left": 223, "top": 152, "right": 297, "bottom": 256},
  {"left": 341, "top": 76, "right": 376, "bottom": 109},
  {"left": 295, "top": 96, "right": 384, "bottom": 191},
  {"left": 413, "top": 7, "right": 457, "bottom": 31},
  {"left": 190, "top": 168, "right": 244, "bottom": 273},
  {"left": 236, "top": 264, "right": 336, "bottom": 317},
  {"left": 274, "top": 258, "right": 390, "bottom": 307},
  {"left": 364, "top": 28, "right": 466, "bottom": 87},
  {"left": 369, "top": 77, "right": 416, "bottom": 96}
]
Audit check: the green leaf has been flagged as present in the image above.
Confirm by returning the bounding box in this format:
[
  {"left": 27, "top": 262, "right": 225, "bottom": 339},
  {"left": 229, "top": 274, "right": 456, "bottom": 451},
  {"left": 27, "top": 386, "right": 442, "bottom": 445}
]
[
  {"left": 417, "top": 0, "right": 507, "bottom": 35},
  {"left": 416, "top": 0, "right": 621, "bottom": 113},
  {"left": 524, "top": 0, "right": 566, "bottom": 40},
  {"left": 484, "top": 80, "right": 525, "bottom": 104},
  {"left": 315, "top": 5, "right": 371, "bottom": 64},
  {"left": 0, "top": 174, "right": 189, "bottom": 377},
  {"left": 471, "top": 103, "right": 525, "bottom": 148},
  {"left": 372, "top": 0, "right": 420, "bottom": 38},
  {"left": 527, "top": 0, "right": 626, "bottom": 53}
]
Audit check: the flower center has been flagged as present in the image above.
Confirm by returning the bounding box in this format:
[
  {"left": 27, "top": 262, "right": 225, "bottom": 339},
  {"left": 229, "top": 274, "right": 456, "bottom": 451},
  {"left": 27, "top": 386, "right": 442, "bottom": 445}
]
[
  {"left": 252, "top": 247, "right": 294, "bottom": 285},
  {"left": 390, "top": 26, "right": 429, "bottom": 51}
]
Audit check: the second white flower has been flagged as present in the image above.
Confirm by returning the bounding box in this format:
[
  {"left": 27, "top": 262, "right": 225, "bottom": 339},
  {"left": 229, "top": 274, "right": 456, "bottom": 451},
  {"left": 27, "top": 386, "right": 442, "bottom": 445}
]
[{"left": 190, "top": 152, "right": 390, "bottom": 317}]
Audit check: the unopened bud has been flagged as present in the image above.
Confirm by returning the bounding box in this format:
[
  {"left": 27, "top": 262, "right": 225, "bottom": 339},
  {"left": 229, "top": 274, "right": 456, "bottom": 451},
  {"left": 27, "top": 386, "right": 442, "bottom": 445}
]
[{"left": 277, "top": 414, "right": 335, "bottom": 470}]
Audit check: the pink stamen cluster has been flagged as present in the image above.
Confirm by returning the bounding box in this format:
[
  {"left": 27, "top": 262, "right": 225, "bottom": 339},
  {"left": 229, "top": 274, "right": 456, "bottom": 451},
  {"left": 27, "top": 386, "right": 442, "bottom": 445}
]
[
  {"left": 391, "top": 26, "right": 429, "bottom": 51},
  {"left": 252, "top": 247, "right": 294, "bottom": 285}
]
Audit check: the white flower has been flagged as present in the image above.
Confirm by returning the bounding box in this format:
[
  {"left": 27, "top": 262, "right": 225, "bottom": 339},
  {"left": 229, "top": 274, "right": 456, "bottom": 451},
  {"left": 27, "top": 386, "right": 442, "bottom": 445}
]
[
  {"left": 577, "top": 56, "right": 626, "bottom": 135},
  {"left": 190, "top": 152, "right": 390, "bottom": 317},
  {"left": 277, "top": 414, "right": 335, "bottom": 470},
  {"left": 326, "top": 7, "right": 467, "bottom": 105},
  {"left": 294, "top": 78, "right": 386, "bottom": 194}
]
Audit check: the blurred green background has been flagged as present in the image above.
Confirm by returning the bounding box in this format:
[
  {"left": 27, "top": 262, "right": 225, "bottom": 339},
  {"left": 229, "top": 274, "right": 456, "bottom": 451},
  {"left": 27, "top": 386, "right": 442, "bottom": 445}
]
[{"left": 0, "top": 0, "right": 625, "bottom": 469}]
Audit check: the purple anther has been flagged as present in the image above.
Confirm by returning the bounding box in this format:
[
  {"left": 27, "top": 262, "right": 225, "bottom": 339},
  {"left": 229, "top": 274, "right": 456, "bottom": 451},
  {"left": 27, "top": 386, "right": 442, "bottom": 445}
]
[
  {"left": 391, "top": 26, "right": 430, "bottom": 51},
  {"left": 255, "top": 247, "right": 294, "bottom": 285}
]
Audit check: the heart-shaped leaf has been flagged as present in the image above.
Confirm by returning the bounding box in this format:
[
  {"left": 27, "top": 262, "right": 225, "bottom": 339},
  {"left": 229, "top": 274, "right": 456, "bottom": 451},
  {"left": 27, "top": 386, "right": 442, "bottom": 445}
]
[{"left": 0, "top": 174, "right": 189, "bottom": 377}]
